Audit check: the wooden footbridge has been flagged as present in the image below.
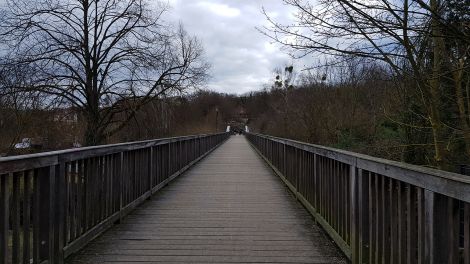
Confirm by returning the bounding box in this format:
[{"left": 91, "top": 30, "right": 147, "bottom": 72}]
[{"left": 1, "top": 133, "right": 470, "bottom": 263}]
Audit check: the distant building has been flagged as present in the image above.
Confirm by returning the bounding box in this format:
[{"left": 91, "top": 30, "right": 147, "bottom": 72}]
[{"left": 52, "top": 108, "right": 79, "bottom": 123}]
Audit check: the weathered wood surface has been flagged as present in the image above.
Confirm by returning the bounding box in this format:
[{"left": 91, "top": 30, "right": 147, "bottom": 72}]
[
  {"left": 67, "top": 135, "right": 347, "bottom": 263},
  {"left": 246, "top": 133, "right": 470, "bottom": 264}
]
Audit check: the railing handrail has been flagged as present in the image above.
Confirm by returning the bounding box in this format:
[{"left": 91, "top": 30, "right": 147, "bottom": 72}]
[
  {"left": 249, "top": 133, "right": 470, "bottom": 203},
  {"left": 0, "top": 132, "right": 230, "bottom": 264},
  {"left": 0, "top": 133, "right": 228, "bottom": 174},
  {"left": 251, "top": 133, "right": 470, "bottom": 182},
  {"left": 246, "top": 132, "right": 470, "bottom": 264}
]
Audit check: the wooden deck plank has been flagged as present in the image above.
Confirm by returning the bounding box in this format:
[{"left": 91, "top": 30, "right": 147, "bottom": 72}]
[{"left": 67, "top": 136, "right": 347, "bottom": 263}]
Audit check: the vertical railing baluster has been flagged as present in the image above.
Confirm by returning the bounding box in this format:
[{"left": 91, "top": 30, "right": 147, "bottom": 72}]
[
  {"left": 424, "top": 190, "right": 457, "bottom": 264},
  {"left": 407, "top": 185, "right": 416, "bottom": 263},
  {"left": 23, "top": 171, "right": 31, "bottom": 264},
  {"left": 77, "top": 160, "right": 84, "bottom": 237},
  {"left": 33, "top": 169, "right": 40, "bottom": 263},
  {"left": 358, "top": 169, "right": 369, "bottom": 263},
  {"left": 0, "top": 173, "right": 9, "bottom": 264},
  {"left": 464, "top": 203, "right": 470, "bottom": 264},
  {"left": 118, "top": 152, "right": 124, "bottom": 223},
  {"left": 38, "top": 166, "right": 55, "bottom": 262},
  {"left": 54, "top": 162, "right": 66, "bottom": 264},
  {"left": 149, "top": 147, "right": 154, "bottom": 193},
  {"left": 390, "top": 179, "right": 398, "bottom": 264},
  {"left": 12, "top": 173, "right": 20, "bottom": 264},
  {"left": 350, "top": 164, "right": 358, "bottom": 263},
  {"left": 417, "top": 188, "right": 425, "bottom": 264}
]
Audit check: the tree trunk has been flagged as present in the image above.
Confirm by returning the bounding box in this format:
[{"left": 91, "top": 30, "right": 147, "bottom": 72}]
[
  {"left": 428, "top": 0, "right": 448, "bottom": 170},
  {"left": 84, "top": 111, "right": 104, "bottom": 146},
  {"left": 454, "top": 59, "right": 470, "bottom": 159}
]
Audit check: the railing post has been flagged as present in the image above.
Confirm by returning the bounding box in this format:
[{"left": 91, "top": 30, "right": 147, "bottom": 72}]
[
  {"left": 350, "top": 165, "right": 358, "bottom": 263},
  {"left": 0, "top": 174, "right": 9, "bottom": 264},
  {"left": 198, "top": 137, "right": 201, "bottom": 156},
  {"left": 36, "top": 166, "right": 56, "bottom": 262},
  {"left": 424, "top": 190, "right": 459, "bottom": 264},
  {"left": 358, "top": 169, "right": 370, "bottom": 263},
  {"left": 295, "top": 148, "right": 300, "bottom": 195},
  {"left": 168, "top": 142, "right": 172, "bottom": 177},
  {"left": 351, "top": 167, "right": 369, "bottom": 264},
  {"left": 178, "top": 140, "right": 182, "bottom": 170},
  {"left": 425, "top": 190, "right": 437, "bottom": 264},
  {"left": 54, "top": 162, "right": 66, "bottom": 263},
  {"left": 283, "top": 141, "right": 287, "bottom": 176},
  {"left": 149, "top": 147, "right": 154, "bottom": 195},
  {"left": 118, "top": 152, "right": 124, "bottom": 223},
  {"left": 313, "top": 153, "right": 318, "bottom": 210}
]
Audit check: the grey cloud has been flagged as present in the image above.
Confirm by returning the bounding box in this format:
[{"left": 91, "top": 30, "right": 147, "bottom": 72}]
[
  {"left": 0, "top": 0, "right": 304, "bottom": 94},
  {"left": 167, "top": 0, "right": 300, "bottom": 94}
]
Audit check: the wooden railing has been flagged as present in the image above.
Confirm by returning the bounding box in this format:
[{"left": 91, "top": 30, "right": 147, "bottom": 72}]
[
  {"left": 246, "top": 133, "right": 470, "bottom": 264},
  {"left": 0, "top": 133, "right": 229, "bottom": 264}
]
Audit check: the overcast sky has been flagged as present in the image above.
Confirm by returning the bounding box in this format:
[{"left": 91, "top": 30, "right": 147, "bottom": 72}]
[
  {"left": 0, "top": 0, "right": 306, "bottom": 95},
  {"left": 166, "top": 0, "right": 302, "bottom": 94}
]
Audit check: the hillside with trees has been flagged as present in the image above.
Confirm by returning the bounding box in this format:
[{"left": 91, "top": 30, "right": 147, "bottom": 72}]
[
  {"left": 0, "top": 0, "right": 208, "bottom": 147},
  {"left": 253, "top": 0, "right": 470, "bottom": 172}
]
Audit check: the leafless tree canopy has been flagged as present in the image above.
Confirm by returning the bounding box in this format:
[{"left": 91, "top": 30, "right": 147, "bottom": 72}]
[
  {"left": 0, "top": 0, "right": 209, "bottom": 145},
  {"left": 262, "top": 0, "right": 468, "bottom": 71},
  {"left": 261, "top": 0, "right": 470, "bottom": 169}
]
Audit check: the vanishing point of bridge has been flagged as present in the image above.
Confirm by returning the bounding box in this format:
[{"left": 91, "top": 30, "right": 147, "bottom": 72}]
[{"left": 1, "top": 132, "right": 470, "bottom": 264}]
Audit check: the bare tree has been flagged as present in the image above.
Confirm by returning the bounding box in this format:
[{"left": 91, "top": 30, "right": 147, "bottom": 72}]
[
  {"left": 0, "top": 0, "right": 209, "bottom": 145},
  {"left": 0, "top": 64, "right": 46, "bottom": 153},
  {"left": 271, "top": 65, "right": 296, "bottom": 137},
  {"left": 262, "top": 0, "right": 470, "bottom": 169}
]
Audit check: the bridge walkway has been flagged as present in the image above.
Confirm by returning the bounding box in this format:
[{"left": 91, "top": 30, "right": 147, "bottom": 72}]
[{"left": 67, "top": 136, "right": 347, "bottom": 263}]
